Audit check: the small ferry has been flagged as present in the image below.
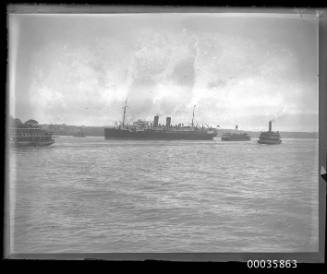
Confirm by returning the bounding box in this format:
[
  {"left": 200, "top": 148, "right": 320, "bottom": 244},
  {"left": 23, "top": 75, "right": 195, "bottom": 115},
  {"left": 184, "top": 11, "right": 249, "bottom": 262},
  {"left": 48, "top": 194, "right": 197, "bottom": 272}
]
[
  {"left": 9, "top": 118, "right": 55, "bottom": 146},
  {"left": 221, "top": 125, "right": 251, "bottom": 141},
  {"left": 258, "top": 121, "right": 281, "bottom": 145}
]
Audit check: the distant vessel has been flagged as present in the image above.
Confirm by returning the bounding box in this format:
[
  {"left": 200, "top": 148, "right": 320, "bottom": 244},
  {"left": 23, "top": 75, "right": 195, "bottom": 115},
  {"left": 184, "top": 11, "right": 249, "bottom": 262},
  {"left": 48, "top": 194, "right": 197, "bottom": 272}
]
[
  {"left": 72, "top": 128, "right": 85, "bottom": 137},
  {"left": 221, "top": 125, "right": 251, "bottom": 141},
  {"left": 104, "top": 102, "right": 217, "bottom": 140},
  {"left": 258, "top": 120, "right": 282, "bottom": 145},
  {"left": 9, "top": 118, "right": 55, "bottom": 146}
]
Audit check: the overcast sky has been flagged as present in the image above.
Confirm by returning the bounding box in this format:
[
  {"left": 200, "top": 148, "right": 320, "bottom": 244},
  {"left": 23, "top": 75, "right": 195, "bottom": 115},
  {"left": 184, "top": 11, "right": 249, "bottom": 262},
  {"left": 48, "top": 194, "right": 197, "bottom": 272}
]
[{"left": 9, "top": 12, "right": 318, "bottom": 131}]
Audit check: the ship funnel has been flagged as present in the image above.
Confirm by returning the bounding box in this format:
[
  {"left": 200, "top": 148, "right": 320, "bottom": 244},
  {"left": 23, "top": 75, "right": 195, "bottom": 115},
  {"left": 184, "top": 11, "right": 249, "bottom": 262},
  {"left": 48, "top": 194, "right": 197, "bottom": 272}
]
[
  {"left": 166, "top": 117, "right": 171, "bottom": 128},
  {"left": 153, "top": 115, "right": 159, "bottom": 127},
  {"left": 269, "top": 120, "right": 272, "bottom": 132}
]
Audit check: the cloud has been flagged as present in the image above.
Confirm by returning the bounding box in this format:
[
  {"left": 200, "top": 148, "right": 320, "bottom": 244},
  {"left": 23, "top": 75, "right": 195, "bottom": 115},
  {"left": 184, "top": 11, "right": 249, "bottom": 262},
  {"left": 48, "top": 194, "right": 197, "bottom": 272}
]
[{"left": 10, "top": 14, "right": 318, "bottom": 131}]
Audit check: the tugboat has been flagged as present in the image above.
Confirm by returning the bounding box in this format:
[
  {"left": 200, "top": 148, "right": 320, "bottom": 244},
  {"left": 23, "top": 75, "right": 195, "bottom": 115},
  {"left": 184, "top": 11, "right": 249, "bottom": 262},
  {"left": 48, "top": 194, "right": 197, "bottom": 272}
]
[
  {"left": 258, "top": 120, "right": 281, "bottom": 144},
  {"left": 9, "top": 118, "right": 55, "bottom": 146},
  {"left": 104, "top": 102, "right": 217, "bottom": 140},
  {"left": 221, "top": 125, "right": 251, "bottom": 141}
]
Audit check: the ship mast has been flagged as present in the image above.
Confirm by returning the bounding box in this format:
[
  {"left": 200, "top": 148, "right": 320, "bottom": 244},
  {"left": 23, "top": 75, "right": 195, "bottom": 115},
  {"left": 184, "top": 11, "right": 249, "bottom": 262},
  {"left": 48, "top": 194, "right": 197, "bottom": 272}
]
[
  {"left": 191, "top": 105, "right": 196, "bottom": 128},
  {"left": 122, "top": 99, "right": 128, "bottom": 128}
]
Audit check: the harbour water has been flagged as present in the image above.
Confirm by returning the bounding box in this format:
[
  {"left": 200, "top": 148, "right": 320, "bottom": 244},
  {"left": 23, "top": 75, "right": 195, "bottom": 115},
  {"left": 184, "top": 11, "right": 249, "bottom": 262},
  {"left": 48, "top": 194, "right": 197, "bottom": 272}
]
[{"left": 8, "top": 136, "right": 319, "bottom": 253}]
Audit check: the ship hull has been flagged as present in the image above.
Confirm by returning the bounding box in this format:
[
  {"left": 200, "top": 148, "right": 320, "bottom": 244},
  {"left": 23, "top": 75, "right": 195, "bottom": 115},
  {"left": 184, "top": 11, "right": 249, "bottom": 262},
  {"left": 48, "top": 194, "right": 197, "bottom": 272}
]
[
  {"left": 257, "top": 132, "right": 282, "bottom": 145},
  {"left": 104, "top": 128, "right": 217, "bottom": 140},
  {"left": 257, "top": 139, "right": 282, "bottom": 145},
  {"left": 11, "top": 140, "right": 55, "bottom": 146},
  {"left": 221, "top": 136, "right": 251, "bottom": 141}
]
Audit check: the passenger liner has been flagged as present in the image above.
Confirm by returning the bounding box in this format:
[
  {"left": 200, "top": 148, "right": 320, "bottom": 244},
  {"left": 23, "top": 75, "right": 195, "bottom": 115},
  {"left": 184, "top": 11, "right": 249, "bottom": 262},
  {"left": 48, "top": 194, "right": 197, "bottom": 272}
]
[{"left": 104, "top": 102, "right": 217, "bottom": 140}]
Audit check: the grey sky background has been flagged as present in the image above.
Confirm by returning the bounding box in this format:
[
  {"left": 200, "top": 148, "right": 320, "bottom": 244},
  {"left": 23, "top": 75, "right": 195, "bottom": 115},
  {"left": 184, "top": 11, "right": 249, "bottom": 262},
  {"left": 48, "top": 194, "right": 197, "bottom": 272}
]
[{"left": 9, "top": 13, "right": 318, "bottom": 131}]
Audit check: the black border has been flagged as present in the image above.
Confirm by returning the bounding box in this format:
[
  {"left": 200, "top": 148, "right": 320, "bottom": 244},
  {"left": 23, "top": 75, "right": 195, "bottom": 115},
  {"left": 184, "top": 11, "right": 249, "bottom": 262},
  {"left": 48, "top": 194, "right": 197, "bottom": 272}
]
[{"left": 1, "top": 1, "right": 326, "bottom": 270}]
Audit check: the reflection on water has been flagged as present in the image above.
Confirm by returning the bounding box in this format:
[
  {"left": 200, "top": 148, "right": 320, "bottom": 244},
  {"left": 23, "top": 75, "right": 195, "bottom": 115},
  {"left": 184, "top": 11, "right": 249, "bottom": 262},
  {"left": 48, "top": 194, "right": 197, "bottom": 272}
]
[{"left": 9, "top": 137, "right": 319, "bottom": 253}]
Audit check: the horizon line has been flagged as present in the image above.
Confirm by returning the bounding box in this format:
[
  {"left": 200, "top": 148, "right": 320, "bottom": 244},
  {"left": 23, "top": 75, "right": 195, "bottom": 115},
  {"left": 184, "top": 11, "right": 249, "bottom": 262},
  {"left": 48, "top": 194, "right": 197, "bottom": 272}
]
[{"left": 37, "top": 123, "right": 319, "bottom": 134}]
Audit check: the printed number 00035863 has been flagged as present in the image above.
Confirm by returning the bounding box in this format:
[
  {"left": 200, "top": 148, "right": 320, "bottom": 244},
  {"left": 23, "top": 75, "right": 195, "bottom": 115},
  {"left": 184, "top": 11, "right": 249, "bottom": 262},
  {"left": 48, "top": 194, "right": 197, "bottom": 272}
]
[{"left": 247, "top": 260, "right": 297, "bottom": 269}]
